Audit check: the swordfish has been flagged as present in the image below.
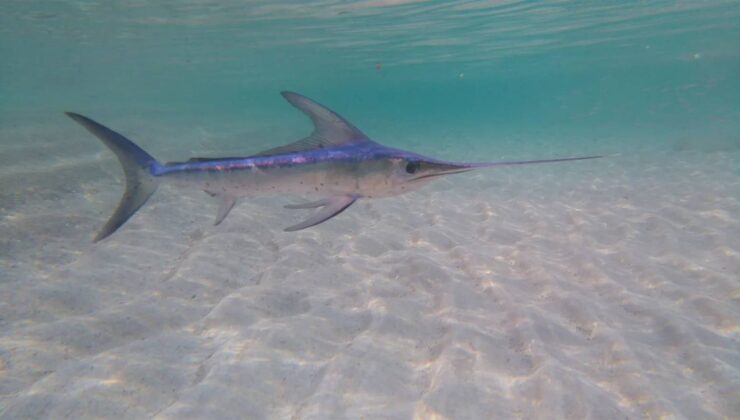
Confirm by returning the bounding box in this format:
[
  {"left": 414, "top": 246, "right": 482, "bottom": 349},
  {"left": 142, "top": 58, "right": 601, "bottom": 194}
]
[{"left": 66, "top": 91, "right": 600, "bottom": 241}]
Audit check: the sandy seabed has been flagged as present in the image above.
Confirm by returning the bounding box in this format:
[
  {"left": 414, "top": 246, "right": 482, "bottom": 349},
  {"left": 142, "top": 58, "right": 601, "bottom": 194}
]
[{"left": 1, "top": 122, "right": 739, "bottom": 419}]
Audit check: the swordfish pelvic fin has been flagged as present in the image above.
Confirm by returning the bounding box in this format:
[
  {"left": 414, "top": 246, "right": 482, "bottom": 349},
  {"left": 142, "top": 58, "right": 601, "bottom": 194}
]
[
  {"left": 284, "top": 198, "right": 333, "bottom": 209},
  {"left": 284, "top": 195, "right": 358, "bottom": 232}
]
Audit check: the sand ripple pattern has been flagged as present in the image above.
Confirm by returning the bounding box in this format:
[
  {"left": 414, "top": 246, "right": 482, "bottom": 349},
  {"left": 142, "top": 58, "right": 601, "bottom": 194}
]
[{"left": 1, "top": 128, "right": 739, "bottom": 419}]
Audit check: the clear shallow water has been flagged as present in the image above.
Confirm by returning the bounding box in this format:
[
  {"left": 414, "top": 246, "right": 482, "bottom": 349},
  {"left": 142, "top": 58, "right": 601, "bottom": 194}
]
[
  {"left": 2, "top": 0, "right": 739, "bottom": 150},
  {"left": 1, "top": 1, "right": 739, "bottom": 419}
]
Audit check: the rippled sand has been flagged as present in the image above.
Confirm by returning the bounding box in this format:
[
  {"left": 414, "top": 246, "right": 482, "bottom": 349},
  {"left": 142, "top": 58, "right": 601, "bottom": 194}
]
[{"left": 1, "top": 122, "right": 739, "bottom": 419}]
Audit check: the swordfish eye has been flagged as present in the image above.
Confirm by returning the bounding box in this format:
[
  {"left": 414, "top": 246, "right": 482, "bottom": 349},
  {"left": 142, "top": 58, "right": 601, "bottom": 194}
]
[{"left": 405, "top": 161, "right": 420, "bottom": 174}]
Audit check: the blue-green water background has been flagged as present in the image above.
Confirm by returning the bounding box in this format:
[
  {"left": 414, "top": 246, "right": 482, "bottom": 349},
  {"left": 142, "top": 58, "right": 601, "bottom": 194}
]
[
  {"left": 2, "top": 0, "right": 739, "bottom": 158},
  {"left": 2, "top": 3, "right": 740, "bottom": 418}
]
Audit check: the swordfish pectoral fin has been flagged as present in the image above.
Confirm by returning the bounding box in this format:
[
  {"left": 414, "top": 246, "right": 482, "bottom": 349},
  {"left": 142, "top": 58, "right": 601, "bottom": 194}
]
[{"left": 284, "top": 195, "right": 358, "bottom": 232}]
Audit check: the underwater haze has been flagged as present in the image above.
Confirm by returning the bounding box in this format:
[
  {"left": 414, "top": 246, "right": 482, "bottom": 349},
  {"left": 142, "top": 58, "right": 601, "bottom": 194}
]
[{"left": 1, "top": 1, "right": 739, "bottom": 419}]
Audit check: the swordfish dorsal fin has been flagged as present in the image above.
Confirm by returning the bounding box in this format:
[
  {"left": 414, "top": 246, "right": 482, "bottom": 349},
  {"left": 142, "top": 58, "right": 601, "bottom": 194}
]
[{"left": 249, "top": 91, "right": 372, "bottom": 157}]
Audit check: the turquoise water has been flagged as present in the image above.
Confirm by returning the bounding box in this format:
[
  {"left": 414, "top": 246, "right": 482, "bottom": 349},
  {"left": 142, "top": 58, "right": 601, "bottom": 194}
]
[
  {"left": 2, "top": 1, "right": 739, "bottom": 155},
  {"left": 2, "top": 1, "right": 740, "bottom": 419}
]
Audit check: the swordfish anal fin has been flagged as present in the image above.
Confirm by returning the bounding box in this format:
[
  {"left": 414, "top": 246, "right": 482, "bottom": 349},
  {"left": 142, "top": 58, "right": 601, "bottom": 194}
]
[
  {"left": 214, "top": 195, "right": 237, "bottom": 225},
  {"left": 284, "top": 195, "right": 358, "bottom": 232},
  {"left": 204, "top": 191, "right": 237, "bottom": 225}
]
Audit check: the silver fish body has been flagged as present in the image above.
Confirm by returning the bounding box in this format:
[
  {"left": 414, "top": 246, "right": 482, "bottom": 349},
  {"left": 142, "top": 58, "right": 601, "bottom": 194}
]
[{"left": 66, "top": 91, "right": 600, "bottom": 241}]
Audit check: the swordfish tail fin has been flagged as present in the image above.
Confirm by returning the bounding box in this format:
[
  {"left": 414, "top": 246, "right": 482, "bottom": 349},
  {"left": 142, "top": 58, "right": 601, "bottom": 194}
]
[{"left": 65, "top": 112, "right": 162, "bottom": 242}]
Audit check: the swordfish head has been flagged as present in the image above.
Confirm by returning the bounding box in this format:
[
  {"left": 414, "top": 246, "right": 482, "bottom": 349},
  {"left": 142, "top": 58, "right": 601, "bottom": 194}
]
[
  {"left": 348, "top": 145, "right": 482, "bottom": 198},
  {"left": 347, "top": 143, "right": 600, "bottom": 199}
]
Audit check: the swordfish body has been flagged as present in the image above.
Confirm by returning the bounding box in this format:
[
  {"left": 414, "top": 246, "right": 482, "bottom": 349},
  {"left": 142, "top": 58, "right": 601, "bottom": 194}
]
[{"left": 66, "top": 91, "right": 600, "bottom": 241}]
